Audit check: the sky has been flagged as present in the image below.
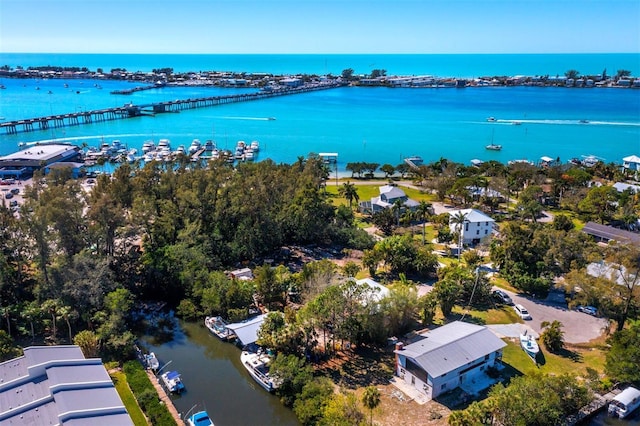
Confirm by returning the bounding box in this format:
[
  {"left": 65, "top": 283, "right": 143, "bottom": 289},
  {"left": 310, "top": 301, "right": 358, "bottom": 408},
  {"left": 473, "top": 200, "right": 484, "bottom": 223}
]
[{"left": 1, "top": 0, "right": 639, "bottom": 54}]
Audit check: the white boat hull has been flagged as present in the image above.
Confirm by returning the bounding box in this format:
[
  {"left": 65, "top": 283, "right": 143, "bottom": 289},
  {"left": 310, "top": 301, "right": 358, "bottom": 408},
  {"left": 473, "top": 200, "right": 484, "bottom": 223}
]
[{"left": 240, "top": 350, "right": 279, "bottom": 392}]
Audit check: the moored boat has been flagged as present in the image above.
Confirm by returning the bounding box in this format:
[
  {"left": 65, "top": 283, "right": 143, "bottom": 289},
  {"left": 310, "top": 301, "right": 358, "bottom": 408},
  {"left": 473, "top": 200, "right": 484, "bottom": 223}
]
[
  {"left": 240, "top": 346, "right": 280, "bottom": 392},
  {"left": 485, "top": 143, "right": 502, "bottom": 151},
  {"left": 161, "top": 370, "right": 185, "bottom": 393},
  {"left": 144, "top": 352, "right": 160, "bottom": 371},
  {"left": 608, "top": 386, "right": 640, "bottom": 418},
  {"left": 187, "top": 410, "right": 214, "bottom": 426},
  {"left": 519, "top": 330, "right": 539, "bottom": 359},
  {"left": 204, "top": 316, "right": 232, "bottom": 340}
]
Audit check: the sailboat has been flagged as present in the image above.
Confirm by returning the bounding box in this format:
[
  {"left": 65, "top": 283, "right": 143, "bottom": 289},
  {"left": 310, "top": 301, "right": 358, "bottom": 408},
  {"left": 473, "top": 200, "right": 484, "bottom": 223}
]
[{"left": 485, "top": 129, "right": 502, "bottom": 151}]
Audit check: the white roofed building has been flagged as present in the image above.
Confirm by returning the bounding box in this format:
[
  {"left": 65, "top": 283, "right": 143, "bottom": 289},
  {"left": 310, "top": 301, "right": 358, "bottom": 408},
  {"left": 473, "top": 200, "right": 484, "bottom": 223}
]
[
  {"left": 0, "top": 345, "right": 133, "bottom": 425},
  {"left": 622, "top": 155, "right": 640, "bottom": 171},
  {"left": 449, "top": 209, "right": 496, "bottom": 246},
  {"left": 394, "top": 321, "right": 506, "bottom": 400},
  {"left": 359, "top": 185, "right": 419, "bottom": 214}
]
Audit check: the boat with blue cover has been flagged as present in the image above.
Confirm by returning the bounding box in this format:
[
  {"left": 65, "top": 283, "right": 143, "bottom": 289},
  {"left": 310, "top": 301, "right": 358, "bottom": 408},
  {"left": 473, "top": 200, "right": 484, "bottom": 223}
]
[{"left": 187, "top": 410, "right": 214, "bottom": 426}]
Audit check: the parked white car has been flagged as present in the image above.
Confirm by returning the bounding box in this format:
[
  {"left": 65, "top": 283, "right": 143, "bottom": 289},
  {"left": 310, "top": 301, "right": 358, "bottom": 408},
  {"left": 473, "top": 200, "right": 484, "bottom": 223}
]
[{"left": 514, "top": 304, "right": 532, "bottom": 320}]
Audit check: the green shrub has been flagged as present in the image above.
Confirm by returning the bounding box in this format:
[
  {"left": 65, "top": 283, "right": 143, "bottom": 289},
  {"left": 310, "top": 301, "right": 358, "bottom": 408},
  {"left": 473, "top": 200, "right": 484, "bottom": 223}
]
[{"left": 123, "top": 361, "right": 176, "bottom": 425}]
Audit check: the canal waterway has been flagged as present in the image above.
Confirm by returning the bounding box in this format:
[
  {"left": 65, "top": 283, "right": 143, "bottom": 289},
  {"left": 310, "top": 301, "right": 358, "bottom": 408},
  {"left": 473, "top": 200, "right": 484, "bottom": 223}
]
[{"left": 140, "top": 320, "right": 300, "bottom": 426}]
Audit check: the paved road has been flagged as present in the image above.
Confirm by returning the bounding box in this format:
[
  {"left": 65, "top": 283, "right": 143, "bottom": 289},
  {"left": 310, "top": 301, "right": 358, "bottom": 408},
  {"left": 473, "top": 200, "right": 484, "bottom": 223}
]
[{"left": 501, "top": 288, "right": 608, "bottom": 344}]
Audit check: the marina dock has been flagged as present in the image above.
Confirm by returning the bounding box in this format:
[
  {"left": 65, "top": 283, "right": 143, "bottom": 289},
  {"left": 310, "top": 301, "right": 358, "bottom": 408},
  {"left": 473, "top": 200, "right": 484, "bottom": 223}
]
[
  {"left": 0, "top": 81, "right": 343, "bottom": 134},
  {"left": 146, "top": 369, "right": 186, "bottom": 426}
]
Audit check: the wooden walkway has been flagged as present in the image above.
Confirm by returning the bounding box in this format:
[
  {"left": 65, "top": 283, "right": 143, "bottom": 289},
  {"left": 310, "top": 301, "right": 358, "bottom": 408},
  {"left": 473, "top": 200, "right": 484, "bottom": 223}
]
[{"left": 146, "top": 370, "right": 185, "bottom": 426}]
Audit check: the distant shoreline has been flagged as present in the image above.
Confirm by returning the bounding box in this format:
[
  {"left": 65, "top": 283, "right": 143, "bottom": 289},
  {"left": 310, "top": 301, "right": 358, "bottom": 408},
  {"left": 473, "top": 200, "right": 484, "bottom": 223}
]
[{"left": 0, "top": 66, "right": 637, "bottom": 90}]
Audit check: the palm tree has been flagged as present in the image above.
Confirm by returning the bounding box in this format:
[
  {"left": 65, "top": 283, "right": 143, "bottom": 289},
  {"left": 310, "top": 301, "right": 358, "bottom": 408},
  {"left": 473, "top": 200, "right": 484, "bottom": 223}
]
[
  {"left": 416, "top": 201, "right": 433, "bottom": 245},
  {"left": 339, "top": 181, "right": 359, "bottom": 209},
  {"left": 450, "top": 211, "right": 469, "bottom": 260},
  {"left": 362, "top": 385, "right": 381, "bottom": 426}
]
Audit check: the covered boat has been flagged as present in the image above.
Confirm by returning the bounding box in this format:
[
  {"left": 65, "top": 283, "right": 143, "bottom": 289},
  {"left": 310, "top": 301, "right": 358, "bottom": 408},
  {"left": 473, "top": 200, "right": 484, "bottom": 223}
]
[
  {"left": 608, "top": 386, "right": 640, "bottom": 418},
  {"left": 161, "top": 370, "right": 185, "bottom": 393},
  {"left": 144, "top": 352, "right": 159, "bottom": 371}
]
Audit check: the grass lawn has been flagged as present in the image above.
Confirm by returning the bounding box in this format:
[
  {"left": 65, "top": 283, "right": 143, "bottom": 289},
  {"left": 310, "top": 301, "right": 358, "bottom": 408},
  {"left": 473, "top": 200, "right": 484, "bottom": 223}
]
[
  {"left": 111, "top": 370, "right": 148, "bottom": 426},
  {"left": 501, "top": 340, "right": 606, "bottom": 378}
]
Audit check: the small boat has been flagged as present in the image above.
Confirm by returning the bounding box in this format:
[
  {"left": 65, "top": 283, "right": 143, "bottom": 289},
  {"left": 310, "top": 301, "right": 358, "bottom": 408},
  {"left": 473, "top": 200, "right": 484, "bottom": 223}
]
[
  {"left": 187, "top": 410, "right": 214, "bottom": 426},
  {"left": 486, "top": 117, "right": 496, "bottom": 122},
  {"left": 160, "top": 370, "right": 185, "bottom": 393},
  {"left": 204, "top": 316, "right": 232, "bottom": 340},
  {"left": 240, "top": 346, "right": 280, "bottom": 392},
  {"left": 250, "top": 140, "right": 259, "bottom": 152},
  {"left": 189, "top": 139, "right": 202, "bottom": 153},
  {"left": 512, "top": 121, "right": 522, "bottom": 125},
  {"left": 267, "top": 117, "right": 276, "bottom": 120},
  {"left": 485, "top": 144, "right": 502, "bottom": 151},
  {"left": 608, "top": 386, "right": 640, "bottom": 418},
  {"left": 144, "top": 352, "right": 160, "bottom": 371},
  {"left": 519, "top": 330, "right": 539, "bottom": 359},
  {"left": 579, "top": 119, "right": 589, "bottom": 124},
  {"left": 404, "top": 155, "right": 423, "bottom": 166}
]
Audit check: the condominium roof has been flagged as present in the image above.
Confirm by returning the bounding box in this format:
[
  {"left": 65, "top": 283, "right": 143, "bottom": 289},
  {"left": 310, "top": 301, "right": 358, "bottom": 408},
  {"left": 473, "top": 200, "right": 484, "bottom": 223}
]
[{"left": 0, "top": 345, "right": 133, "bottom": 425}]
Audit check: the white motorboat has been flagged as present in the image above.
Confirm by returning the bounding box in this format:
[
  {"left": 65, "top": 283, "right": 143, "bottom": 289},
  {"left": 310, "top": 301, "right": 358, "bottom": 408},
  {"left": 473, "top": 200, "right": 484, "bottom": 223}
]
[
  {"left": 609, "top": 386, "right": 640, "bottom": 418},
  {"left": 144, "top": 352, "right": 159, "bottom": 371},
  {"left": 485, "top": 143, "right": 502, "bottom": 151},
  {"left": 187, "top": 410, "right": 214, "bottom": 426},
  {"left": 240, "top": 347, "right": 280, "bottom": 392},
  {"left": 161, "top": 370, "right": 185, "bottom": 393},
  {"left": 204, "top": 316, "right": 232, "bottom": 340},
  {"left": 519, "top": 330, "right": 539, "bottom": 359},
  {"left": 189, "top": 139, "right": 202, "bottom": 153},
  {"left": 250, "top": 140, "right": 259, "bottom": 152}
]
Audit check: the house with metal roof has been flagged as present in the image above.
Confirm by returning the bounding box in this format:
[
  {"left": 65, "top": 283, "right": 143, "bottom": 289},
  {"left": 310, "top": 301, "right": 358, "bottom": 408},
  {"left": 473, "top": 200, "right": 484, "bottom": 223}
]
[
  {"left": 0, "top": 345, "right": 133, "bottom": 425},
  {"left": 358, "top": 184, "right": 420, "bottom": 214},
  {"left": 394, "top": 321, "right": 506, "bottom": 400},
  {"left": 581, "top": 221, "right": 640, "bottom": 246},
  {"left": 448, "top": 209, "right": 496, "bottom": 245}
]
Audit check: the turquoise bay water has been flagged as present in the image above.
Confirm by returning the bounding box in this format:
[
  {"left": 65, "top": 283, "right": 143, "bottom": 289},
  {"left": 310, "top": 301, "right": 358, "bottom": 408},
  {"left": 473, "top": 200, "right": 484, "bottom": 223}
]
[{"left": 0, "top": 54, "right": 639, "bottom": 171}]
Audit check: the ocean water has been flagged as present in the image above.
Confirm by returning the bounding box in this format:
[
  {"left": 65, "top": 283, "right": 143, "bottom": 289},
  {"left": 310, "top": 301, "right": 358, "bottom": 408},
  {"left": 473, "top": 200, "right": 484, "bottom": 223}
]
[{"left": 0, "top": 54, "right": 639, "bottom": 171}]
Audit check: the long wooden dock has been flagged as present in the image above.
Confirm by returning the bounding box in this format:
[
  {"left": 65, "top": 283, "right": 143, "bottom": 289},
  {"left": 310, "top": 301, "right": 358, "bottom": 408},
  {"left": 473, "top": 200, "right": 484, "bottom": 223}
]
[
  {"left": 146, "top": 369, "right": 185, "bottom": 426},
  {"left": 0, "top": 82, "right": 343, "bottom": 135}
]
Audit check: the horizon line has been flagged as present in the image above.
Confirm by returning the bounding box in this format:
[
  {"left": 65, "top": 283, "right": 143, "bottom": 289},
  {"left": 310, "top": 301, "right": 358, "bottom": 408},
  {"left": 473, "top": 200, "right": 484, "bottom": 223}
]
[{"left": 2, "top": 51, "right": 638, "bottom": 55}]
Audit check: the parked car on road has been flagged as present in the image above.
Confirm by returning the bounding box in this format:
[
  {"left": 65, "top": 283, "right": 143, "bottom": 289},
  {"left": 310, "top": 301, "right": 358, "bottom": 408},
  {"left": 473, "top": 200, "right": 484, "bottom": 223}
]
[
  {"left": 492, "top": 289, "right": 513, "bottom": 305},
  {"left": 514, "top": 304, "right": 532, "bottom": 320},
  {"left": 577, "top": 305, "right": 598, "bottom": 316}
]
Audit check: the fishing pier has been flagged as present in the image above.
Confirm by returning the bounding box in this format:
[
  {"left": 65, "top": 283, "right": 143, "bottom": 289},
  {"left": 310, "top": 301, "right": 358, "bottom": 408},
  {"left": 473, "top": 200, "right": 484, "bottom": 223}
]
[{"left": 0, "top": 82, "right": 343, "bottom": 135}]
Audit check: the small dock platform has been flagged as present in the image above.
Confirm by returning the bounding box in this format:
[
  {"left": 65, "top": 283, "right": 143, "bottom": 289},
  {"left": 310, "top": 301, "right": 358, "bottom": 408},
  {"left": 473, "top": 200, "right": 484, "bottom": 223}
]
[
  {"left": 146, "top": 369, "right": 185, "bottom": 426},
  {"left": 565, "top": 388, "right": 622, "bottom": 425}
]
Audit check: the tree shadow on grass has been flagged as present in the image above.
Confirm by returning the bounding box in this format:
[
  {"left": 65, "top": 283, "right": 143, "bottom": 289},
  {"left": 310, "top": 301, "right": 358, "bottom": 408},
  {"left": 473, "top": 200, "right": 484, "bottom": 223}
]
[
  {"left": 556, "top": 347, "right": 583, "bottom": 362},
  {"left": 316, "top": 344, "right": 395, "bottom": 389},
  {"left": 446, "top": 311, "right": 486, "bottom": 325}
]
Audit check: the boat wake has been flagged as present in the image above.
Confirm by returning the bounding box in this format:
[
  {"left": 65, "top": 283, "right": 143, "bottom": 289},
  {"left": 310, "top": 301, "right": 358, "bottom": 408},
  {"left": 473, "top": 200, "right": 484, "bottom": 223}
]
[
  {"left": 488, "top": 119, "right": 640, "bottom": 127},
  {"left": 220, "top": 116, "right": 275, "bottom": 121}
]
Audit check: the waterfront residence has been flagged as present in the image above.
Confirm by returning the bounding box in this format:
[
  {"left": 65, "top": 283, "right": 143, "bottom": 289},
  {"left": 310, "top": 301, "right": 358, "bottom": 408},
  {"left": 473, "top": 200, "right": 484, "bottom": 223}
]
[
  {"left": 0, "top": 345, "right": 133, "bottom": 425},
  {"left": 448, "top": 209, "right": 496, "bottom": 246},
  {"left": 622, "top": 155, "right": 640, "bottom": 172},
  {"left": 394, "top": 321, "right": 506, "bottom": 400},
  {"left": 358, "top": 184, "right": 419, "bottom": 214}
]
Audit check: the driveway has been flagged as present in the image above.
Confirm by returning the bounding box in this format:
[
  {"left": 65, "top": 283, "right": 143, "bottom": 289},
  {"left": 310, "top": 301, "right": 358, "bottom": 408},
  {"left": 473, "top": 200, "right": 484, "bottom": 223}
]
[{"left": 500, "top": 288, "right": 608, "bottom": 344}]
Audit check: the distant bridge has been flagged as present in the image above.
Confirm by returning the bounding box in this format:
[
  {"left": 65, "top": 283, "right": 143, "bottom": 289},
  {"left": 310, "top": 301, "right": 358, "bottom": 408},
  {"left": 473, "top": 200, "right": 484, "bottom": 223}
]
[{"left": 0, "top": 82, "right": 343, "bottom": 135}]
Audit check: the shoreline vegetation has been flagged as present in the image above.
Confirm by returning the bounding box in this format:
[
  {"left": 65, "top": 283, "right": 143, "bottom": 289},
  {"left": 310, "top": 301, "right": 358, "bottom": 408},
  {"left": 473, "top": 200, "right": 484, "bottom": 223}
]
[{"left": 0, "top": 64, "right": 637, "bottom": 89}]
